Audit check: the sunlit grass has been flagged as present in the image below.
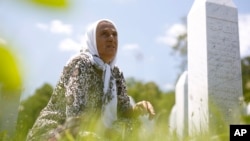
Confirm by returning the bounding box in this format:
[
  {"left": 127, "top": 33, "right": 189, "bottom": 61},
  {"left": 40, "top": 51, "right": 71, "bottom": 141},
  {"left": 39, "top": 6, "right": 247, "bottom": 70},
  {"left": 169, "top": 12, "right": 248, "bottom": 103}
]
[
  {"left": 0, "top": 44, "right": 23, "bottom": 141},
  {"left": 2, "top": 93, "right": 250, "bottom": 141}
]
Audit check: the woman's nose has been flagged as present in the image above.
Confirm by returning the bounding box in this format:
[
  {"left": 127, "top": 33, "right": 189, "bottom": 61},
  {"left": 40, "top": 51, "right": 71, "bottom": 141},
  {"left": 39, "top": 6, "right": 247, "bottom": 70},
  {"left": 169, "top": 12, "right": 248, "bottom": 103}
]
[{"left": 107, "top": 35, "right": 114, "bottom": 41}]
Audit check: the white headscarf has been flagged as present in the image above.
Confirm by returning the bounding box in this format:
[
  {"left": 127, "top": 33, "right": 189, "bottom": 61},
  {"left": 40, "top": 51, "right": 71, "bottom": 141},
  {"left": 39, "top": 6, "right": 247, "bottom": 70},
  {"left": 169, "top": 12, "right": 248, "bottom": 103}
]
[{"left": 82, "top": 19, "right": 118, "bottom": 128}]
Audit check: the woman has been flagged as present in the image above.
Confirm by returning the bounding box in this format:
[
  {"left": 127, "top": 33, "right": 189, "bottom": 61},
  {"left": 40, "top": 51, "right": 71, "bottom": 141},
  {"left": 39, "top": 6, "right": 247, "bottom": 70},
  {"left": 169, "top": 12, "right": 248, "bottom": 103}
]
[{"left": 26, "top": 19, "right": 155, "bottom": 141}]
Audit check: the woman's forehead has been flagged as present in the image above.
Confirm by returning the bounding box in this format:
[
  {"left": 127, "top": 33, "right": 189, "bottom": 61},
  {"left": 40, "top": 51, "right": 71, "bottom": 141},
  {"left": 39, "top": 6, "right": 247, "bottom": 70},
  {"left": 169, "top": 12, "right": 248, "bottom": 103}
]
[{"left": 96, "top": 21, "right": 116, "bottom": 31}]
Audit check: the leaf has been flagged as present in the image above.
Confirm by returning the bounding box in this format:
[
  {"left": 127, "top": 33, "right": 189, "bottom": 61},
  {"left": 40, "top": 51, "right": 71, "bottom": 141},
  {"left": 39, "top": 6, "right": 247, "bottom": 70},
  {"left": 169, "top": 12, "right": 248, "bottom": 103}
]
[
  {"left": 30, "top": 0, "right": 69, "bottom": 8},
  {"left": 0, "top": 45, "right": 22, "bottom": 94}
]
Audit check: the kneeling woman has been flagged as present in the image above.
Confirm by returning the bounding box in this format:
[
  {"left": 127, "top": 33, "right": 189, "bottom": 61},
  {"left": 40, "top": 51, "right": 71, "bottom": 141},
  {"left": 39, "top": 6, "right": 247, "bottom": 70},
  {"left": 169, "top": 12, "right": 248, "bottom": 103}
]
[{"left": 26, "top": 19, "right": 155, "bottom": 141}]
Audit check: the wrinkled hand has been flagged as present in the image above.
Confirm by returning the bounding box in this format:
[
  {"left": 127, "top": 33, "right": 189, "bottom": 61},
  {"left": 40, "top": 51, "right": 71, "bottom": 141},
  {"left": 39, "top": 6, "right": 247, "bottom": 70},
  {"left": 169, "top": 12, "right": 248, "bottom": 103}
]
[{"left": 133, "top": 101, "right": 155, "bottom": 120}]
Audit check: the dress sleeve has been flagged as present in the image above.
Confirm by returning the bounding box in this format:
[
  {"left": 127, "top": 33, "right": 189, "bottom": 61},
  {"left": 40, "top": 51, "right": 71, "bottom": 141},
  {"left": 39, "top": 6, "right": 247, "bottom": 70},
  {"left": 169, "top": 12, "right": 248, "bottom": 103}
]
[
  {"left": 26, "top": 56, "right": 85, "bottom": 141},
  {"left": 26, "top": 80, "right": 66, "bottom": 141},
  {"left": 64, "top": 59, "right": 89, "bottom": 118}
]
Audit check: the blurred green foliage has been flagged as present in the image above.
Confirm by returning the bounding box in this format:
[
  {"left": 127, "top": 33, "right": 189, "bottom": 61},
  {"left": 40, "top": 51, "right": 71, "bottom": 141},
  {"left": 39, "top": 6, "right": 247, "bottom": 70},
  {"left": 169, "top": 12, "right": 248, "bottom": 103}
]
[
  {"left": 29, "top": 0, "right": 69, "bottom": 8},
  {"left": 0, "top": 44, "right": 22, "bottom": 140},
  {"left": 13, "top": 83, "right": 53, "bottom": 141},
  {"left": 242, "top": 56, "right": 250, "bottom": 103},
  {"left": 0, "top": 46, "right": 22, "bottom": 94},
  {"left": 126, "top": 77, "right": 175, "bottom": 127}
]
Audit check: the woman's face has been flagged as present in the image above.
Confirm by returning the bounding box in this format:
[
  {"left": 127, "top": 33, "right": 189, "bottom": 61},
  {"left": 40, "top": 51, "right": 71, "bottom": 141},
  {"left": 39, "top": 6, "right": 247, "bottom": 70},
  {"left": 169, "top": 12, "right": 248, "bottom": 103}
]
[{"left": 96, "top": 21, "right": 118, "bottom": 63}]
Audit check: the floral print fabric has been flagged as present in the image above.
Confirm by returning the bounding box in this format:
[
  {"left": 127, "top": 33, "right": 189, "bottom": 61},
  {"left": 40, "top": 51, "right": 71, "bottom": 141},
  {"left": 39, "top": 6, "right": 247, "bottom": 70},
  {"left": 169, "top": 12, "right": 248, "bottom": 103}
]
[{"left": 26, "top": 53, "right": 133, "bottom": 141}]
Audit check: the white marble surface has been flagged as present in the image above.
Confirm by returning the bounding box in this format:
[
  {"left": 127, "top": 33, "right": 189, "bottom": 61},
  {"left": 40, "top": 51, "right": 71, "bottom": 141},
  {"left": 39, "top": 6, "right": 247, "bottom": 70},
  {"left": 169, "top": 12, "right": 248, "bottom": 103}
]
[
  {"left": 175, "top": 71, "right": 188, "bottom": 138},
  {"left": 187, "top": 0, "right": 242, "bottom": 136}
]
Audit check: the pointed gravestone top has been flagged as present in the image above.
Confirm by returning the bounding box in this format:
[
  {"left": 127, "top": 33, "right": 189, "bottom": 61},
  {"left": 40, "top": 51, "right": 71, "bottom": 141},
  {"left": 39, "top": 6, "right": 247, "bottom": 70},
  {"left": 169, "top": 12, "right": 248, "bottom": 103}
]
[{"left": 204, "top": 0, "right": 236, "bottom": 7}]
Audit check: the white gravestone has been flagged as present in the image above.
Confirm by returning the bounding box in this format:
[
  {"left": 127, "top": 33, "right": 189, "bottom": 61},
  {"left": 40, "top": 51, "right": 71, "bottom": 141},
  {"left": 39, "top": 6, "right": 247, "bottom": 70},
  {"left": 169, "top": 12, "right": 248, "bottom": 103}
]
[
  {"left": 169, "top": 104, "right": 177, "bottom": 134},
  {"left": 187, "top": 0, "right": 242, "bottom": 136},
  {"left": 175, "top": 71, "right": 188, "bottom": 138}
]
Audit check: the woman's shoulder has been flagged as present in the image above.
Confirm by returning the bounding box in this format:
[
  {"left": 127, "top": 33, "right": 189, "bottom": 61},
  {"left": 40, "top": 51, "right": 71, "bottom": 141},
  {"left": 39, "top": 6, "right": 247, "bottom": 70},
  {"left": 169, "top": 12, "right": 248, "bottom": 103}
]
[
  {"left": 62, "top": 53, "right": 93, "bottom": 79},
  {"left": 113, "top": 66, "right": 124, "bottom": 78},
  {"left": 65, "top": 53, "right": 92, "bottom": 68}
]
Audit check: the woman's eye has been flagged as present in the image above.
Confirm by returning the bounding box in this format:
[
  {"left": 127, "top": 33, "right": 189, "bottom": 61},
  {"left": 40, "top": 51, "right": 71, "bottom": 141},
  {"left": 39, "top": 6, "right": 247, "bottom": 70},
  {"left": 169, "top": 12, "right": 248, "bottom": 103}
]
[
  {"left": 101, "top": 31, "right": 117, "bottom": 37},
  {"left": 112, "top": 32, "right": 117, "bottom": 37},
  {"left": 101, "top": 31, "right": 108, "bottom": 36}
]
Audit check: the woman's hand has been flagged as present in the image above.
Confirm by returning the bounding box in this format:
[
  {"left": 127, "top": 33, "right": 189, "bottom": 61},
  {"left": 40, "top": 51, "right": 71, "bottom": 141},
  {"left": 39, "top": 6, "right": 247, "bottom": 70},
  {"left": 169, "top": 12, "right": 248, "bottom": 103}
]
[{"left": 133, "top": 101, "right": 155, "bottom": 120}]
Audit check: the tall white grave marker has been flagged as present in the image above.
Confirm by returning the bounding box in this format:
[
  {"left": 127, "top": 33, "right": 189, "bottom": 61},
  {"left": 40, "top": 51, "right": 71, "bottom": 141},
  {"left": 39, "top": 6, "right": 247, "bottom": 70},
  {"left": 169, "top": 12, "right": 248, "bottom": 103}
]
[{"left": 187, "top": 0, "right": 242, "bottom": 136}]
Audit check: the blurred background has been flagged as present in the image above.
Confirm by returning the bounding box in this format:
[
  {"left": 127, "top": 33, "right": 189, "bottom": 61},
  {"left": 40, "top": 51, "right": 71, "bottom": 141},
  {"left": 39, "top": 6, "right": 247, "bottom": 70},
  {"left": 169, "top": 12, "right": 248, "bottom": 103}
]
[{"left": 0, "top": 0, "right": 250, "bottom": 140}]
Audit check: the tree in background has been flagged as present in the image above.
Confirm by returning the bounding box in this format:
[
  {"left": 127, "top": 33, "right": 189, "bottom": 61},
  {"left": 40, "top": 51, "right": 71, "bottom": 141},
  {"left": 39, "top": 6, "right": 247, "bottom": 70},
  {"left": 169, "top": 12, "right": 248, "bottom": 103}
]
[
  {"left": 241, "top": 56, "right": 250, "bottom": 124},
  {"left": 169, "top": 18, "right": 188, "bottom": 73},
  {"left": 126, "top": 77, "right": 175, "bottom": 137},
  {"left": 14, "top": 83, "right": 53, "bottom": 141},
  {"left": 242, "top": 56, "right": 250, "bottom": 103}
]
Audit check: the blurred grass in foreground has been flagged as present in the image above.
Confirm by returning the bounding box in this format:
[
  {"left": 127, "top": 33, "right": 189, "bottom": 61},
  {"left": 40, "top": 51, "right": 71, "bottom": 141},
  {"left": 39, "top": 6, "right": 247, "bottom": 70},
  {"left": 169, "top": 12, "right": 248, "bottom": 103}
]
[{"left": 0, "top": 43, "right": 22, "bottom": 140}]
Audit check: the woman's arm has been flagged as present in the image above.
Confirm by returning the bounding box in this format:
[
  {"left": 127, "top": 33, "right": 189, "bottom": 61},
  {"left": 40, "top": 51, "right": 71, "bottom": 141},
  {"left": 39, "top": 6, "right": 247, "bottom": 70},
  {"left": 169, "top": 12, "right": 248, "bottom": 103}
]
[
  {"left": 65, "top": 59, "right": 89, "bottom": 118},
  {"left": 26, "top": 55, "right": 87, "bottom": 141},
  {"left": 26, "top": 81, "right": 66, "bottom": 141},
  {"left": 114, "top": 67, "right": 155, "bottom": 120}
]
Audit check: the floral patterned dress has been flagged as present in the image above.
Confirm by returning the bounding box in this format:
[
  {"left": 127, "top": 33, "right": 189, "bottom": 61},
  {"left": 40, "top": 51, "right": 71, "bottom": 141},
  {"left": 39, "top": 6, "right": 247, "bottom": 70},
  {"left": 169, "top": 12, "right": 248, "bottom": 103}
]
[{"left": 26, "top": 53, "right": 137, "bottom": 141}]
